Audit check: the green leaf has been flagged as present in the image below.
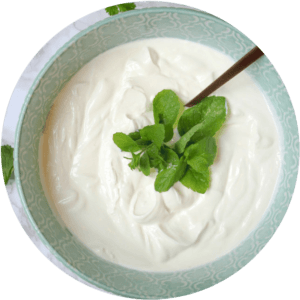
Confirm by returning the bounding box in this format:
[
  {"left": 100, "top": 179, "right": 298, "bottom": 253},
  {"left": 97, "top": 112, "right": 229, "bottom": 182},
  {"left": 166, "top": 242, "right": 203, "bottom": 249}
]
[
  {"left": 1, "top": 145, "right": 14, "bottom": 185},
  {"left": 153, "top": 89, "right": 181, "bottom": 142},
  {"left": 117, "top": 3, "right": 136, "bottom": 12},
  {"left": 130, "top": 130, "right": 152, "bottom": 147},
  {"left": 140, "top": 124, "right": 165, "bottom": 149},
  {"left": 180, "top": 167, "right": 210, "bottom": 193},
  {"left": 147, "top": 143, "right": 160, "bottom": 158},
  {"left": 139, "top": 152, "right": 150, "bottom": 176},
  {"left": 184, "top": 137, "right": 217, "bottom": 172},
  {"left": 105, "top": 6, "right": 119, "bottom": 16},
  {"left": 150, "top": 158, "right": 166, "bottom": 171},
  {"left": 143, "top": 144, "right": 166, "bottom": 171},
  {"left": 178, "top": 96, "right": 226, "bottom": 142},
  {"left": 173, "top": 99, "right": 185, "bottom": 128},
  {"left": 128, "top": 152, "right": 140, "bottom": 170},
  {"left": 105, "top": 3, "right": 136, "bottom": 16},
  {"left": 161, "top": 146, "right": 179, "bottom": 165},
  {"left": 113, "top": 132, "right": 141, "bottom": 152},
  {"left": 175, "top": 123, "right": 203, "bottom": 154},
  {"left": 154, "top": 157, "right": 187, "bottom": 192},
  {"left": 135, "top": 139, "right": 152, "bottom": 147},
  {"left": 128, "top": 131, "right": 141, "bottom": 141},
  {"left": 186, "top": 156, "right": 208, "bottom": 173},
  {"left": 148, "top": 146, "right": 179, "bottom": 172}
]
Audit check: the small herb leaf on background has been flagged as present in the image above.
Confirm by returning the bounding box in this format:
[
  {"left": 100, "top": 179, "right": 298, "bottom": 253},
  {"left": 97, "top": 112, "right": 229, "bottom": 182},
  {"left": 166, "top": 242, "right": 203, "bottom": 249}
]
[
  {"left": 106, "top": 3, "right": 136, "bottom": 16},
  {"left": 1, "top": 145, "right": 14, "bottom": 185}
]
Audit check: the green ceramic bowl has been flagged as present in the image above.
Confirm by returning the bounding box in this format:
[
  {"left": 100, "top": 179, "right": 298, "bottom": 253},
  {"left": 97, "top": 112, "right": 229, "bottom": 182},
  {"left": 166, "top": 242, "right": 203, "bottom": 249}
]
[{"left": 14, "top": 7, "right": 299, "bottom": 299}]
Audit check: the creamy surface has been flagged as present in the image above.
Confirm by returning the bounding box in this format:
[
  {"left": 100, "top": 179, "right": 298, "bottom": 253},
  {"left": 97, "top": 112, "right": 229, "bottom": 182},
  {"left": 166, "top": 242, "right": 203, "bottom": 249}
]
[{"left": 40, "top": 38, "right": 281, "bottom": 271}]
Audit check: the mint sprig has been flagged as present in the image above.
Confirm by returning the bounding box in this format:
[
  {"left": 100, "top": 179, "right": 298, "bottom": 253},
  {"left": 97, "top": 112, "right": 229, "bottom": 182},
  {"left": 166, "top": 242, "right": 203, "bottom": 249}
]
[
  {"left": 105, "top": 3, "right": 136, "bottom": 16},
  {"left": 1, "top": 145, "right": 14, "bottom": 185},
  {"left": 113, "top": 90, "right": 226, "bottom": 193}
]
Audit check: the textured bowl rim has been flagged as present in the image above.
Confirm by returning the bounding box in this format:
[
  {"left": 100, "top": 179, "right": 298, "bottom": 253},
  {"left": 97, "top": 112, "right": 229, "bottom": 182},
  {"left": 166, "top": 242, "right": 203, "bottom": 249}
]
[{"left": 13, "top": 6, "right": 299, "bottom": 299}]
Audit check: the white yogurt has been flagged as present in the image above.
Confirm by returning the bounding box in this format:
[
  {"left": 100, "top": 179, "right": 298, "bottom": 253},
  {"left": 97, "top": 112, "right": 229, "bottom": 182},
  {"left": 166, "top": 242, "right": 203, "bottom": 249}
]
[{"left": 39, "top": 38, "right": 281, "bottom": 271}]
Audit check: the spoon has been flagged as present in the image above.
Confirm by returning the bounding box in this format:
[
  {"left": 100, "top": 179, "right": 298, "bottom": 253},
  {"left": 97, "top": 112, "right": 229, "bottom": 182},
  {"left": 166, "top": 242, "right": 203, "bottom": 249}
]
[{"left": 185, "top": 46, "right": 264, "bottom": 107}]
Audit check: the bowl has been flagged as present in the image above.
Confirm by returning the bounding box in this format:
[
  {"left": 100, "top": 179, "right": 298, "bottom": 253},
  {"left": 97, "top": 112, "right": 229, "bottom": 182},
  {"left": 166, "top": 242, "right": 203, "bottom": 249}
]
[{"left": 14, "top": 6, "right": 299, "bottom": 299}]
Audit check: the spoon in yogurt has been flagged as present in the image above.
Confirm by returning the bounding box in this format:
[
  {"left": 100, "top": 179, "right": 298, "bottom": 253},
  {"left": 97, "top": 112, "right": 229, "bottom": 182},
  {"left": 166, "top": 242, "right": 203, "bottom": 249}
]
[{"left": 185, "top": 46, "right": 264, "bottom": 107}]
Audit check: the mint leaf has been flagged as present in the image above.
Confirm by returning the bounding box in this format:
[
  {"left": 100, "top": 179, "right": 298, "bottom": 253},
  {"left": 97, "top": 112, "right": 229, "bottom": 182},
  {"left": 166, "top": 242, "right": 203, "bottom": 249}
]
[
  {"left": 140, "top": 124, "right": 165, "bottom": 149},
  {"left": 153, "top": 90, "right": 181, "bottom": 142},
  {"left": 178, "top": 96, "right": 226, "bottom": 142},
  {"left": 175, "top": 96, "right": 226, "bottom": 153},
  {"left": 128, "top": 131, "right": 141, "bottom": 141},
  {"left": 175, "top": 123, "right": 203, "bottom": 154},
  {"left": 143, "top": 144, "right": 166, "bottom": 171},
  {"left": 147, "top": 143, "right": 160, "bottom": 158},
  {"left": 136, "top": 139, "right": 152, "bottom": 147},
  {"left": 128, "top": 152, "right": 140, "bottom": 170},
  {"left": 180, "top": 167, "right": 210, "bottom": 193},
  {"left": 105, "top": 6, "right": 119, "bottom": 16},
  {"left": 139, "top": 152, "right": 150, "bottom": 176},
  {"left": 161, "top": 146, "right": 179, "bottom": 165},
  {"left": 148, "top": 146, "right": 179, "bottom": 172},
  {"left": 1, "top": 145, "right": 14, "bottom": 185},
  {"left": 149, "top": 150, "right": 166, "bottom": 171},
  {"left": 154, "top": 157, "right": 187, "bottom": 192},
  {"left": 150, "top": 159, "right": 166, "bottom": 172},
  {"left": 106, "top": 3, "right": 136, "bottom": 16},
  {"left": 184, "top": 137, "right": 217, "bottom": 172},
  {"left": 129, "top": 131, "right": 152, "bottom": 147},
  {"left": 117, "top": 3, "right": 136, "bottom": 12},
  {"left": 113, "top": 132, "right": 141, "bottom": 152}
]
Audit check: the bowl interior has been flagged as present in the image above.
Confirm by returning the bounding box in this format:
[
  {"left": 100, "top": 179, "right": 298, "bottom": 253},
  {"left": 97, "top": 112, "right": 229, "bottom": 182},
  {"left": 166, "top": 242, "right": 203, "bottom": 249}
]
[{"left": 14, "top": 7, "right": 299, "bottom": 299}]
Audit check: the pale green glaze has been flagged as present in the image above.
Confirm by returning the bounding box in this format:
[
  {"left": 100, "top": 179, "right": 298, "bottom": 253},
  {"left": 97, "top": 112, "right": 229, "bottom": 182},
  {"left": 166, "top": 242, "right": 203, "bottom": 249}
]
[{"left": 14, "top": 7, "right": 299, "bottom": 299}]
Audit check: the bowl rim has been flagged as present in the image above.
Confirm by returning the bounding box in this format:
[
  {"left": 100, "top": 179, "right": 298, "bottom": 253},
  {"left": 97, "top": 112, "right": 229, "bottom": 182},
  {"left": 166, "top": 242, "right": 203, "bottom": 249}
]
[{"left": 13, "top": 6, "right": 299, "bottom": 299}]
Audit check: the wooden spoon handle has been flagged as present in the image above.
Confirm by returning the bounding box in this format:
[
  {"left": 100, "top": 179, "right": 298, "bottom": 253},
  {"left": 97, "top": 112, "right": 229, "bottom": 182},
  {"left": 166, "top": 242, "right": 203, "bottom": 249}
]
[{"left": 185, "top": 46, "right": 264, "bottom": 107}]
